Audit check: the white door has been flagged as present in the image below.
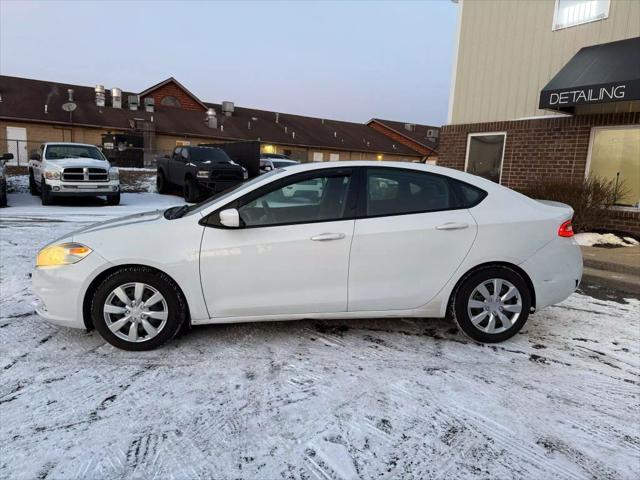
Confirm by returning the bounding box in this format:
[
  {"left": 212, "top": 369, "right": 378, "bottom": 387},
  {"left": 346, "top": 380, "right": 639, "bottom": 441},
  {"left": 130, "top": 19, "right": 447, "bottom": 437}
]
[
  {"left": 348, "top": 167, "right": 478, "bottom": 311},
  {"left": 6, "top": 127, "right": 27, "bottom": 165},
  {"left": 200, "top": 168, "right": 356, "bottom": 318}
]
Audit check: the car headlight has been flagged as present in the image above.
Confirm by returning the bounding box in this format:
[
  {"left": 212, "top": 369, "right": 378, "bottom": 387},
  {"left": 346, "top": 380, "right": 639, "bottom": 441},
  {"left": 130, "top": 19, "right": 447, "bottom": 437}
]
[
  {"left": 109, "top": 167, "right": 119, "bottom": 180},
  {"left": 44, "top": 170, "right": 60, "bottom": 180},
  {"left": 197, "top": 170, "right": 209, "bottom": 179},
  {"left": 36, "top": 242, "right": 92, "bottom": 267}
]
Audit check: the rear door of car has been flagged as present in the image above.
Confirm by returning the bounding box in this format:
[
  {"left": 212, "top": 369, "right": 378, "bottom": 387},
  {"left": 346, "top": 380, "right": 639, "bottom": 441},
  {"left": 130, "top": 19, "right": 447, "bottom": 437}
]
[{"left": 347, "top": 167, "right": 479, "bottom": 312}]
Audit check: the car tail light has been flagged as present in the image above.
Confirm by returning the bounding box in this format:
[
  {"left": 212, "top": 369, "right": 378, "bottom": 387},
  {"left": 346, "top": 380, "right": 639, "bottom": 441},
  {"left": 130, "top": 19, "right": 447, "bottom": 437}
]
[{"left": 558, "top": 220, "right": 574, "bottom": 237}]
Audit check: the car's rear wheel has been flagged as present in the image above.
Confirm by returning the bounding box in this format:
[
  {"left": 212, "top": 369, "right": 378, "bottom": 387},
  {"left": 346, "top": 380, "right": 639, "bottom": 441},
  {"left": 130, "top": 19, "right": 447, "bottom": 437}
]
[
  {"left": 183, "top": 177, "right": 200, "bottom": 203},
  {"left": 156, "top": 170, "right": 168, "bottom": 194},
  {"left": 453, "top": 266, "right": 531, "bottom": 343},
  {"left": 91, "top": 267, "right": 187, "bottom": 351}
]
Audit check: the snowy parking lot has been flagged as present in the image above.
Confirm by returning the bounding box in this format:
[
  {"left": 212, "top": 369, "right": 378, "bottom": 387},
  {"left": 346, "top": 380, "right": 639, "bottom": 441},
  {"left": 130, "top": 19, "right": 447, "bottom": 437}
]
[{"left": 1, "top": 190, "right": 639, "bottom": 480}]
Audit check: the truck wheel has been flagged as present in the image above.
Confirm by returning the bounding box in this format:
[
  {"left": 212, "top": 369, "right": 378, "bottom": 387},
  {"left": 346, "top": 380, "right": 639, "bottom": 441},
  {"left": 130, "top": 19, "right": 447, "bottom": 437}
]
[
  {"left": 91, "top": 266, "right": 188, "bottom": 351},
  {"left": 0, "top": 187, "right": 6, "bottom": 207},
  {"left": 184, "top": 177, "right": 200, "bottom": 203},
  {"left": 41, "top": 179, "right": 53, "bottom": 205},
  {"left": 107, "top": 193, "right": 121, "bottom": 206},
  {"left": 29, "top": 171, "right": 39, "bottom": 196},
  {"left": 157, "top": 171, "right": 168, "bottom": 194}
]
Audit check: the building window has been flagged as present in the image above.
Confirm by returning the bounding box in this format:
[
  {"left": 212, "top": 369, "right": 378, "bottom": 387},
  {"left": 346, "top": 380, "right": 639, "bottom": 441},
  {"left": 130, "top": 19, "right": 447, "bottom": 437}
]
[
  {"left": 465, "top": 133, "right": 506, "bottom": 184},
  {"left": 160, "top": 95, "right": 181, "bottom": 108},
  {"left": 588, "top": 126, "right": 640, "bottom": 208},
  {"left": 329, "top": 153, "right": 340, "bottom": 162},
  {"left": 312, "top": 152, "right": 323, "bottom": 162},
  {"left": 552, "top": 0, "right": 610, "bottom": 31}
]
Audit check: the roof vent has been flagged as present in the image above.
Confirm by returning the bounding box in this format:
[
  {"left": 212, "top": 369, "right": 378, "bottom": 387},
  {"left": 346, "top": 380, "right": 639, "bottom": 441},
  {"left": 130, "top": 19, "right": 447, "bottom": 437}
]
[
  {"left": 292, "top": 131, "right": 295, "bottom": 140},
  {"left": 67, "top": 89, "right": 74, "bottom": 102},
  {"left": 275, "top": 112, "right": 280, "bottom": 123},
  {"left": 247, "top": 121, "right": 251, "bottom": 130},
  {"left": 111, "top": 88, "right": 122, "bottom": 109},
  {"left": 128, "top": 95, "right": 139, "bottom": 111},
  {"left": 426, "top": 129, "right": 439, "bottom": 139},
  {"left": 221, "top": 101, "right": 234, "bottom": 117},
  {"left": 144, "top": 97, "right": 155, "bottom": 113},
  {"left": 95, "top": 85, "right": 105, "bottom": 107},
  {"left": 404, "top": 123, "right": 415, "bottom": 132},
  {"left": 205, "top": 108, "right": 217, "bottom": 129}
]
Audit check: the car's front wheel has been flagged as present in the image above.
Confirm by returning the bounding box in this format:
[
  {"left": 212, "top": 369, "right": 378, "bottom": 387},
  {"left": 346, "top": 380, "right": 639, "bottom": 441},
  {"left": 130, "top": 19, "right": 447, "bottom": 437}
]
[
  {"left": 156, "top": 170, "right": 168, "bottom": 194},
  {"left": 91, "top": 267, "right": 187, "bottom": 351},
  {"left": 453, "top": 266, "right": 531, "bottom": 343},
  {"left": 41, "top": 179, "right": 53, "bottom": 205},
  {"left": 183, "top": 177, "right": 200, "bottom": 203},
  {"left": 29, "top": 171, "right": 39, "bottom": 196}
]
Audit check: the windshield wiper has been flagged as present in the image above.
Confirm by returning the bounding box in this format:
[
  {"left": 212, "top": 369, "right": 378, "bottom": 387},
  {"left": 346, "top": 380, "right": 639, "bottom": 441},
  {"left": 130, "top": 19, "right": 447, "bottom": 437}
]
[{"left": 164, "top": 205, "right": 190, "bottom": 220}]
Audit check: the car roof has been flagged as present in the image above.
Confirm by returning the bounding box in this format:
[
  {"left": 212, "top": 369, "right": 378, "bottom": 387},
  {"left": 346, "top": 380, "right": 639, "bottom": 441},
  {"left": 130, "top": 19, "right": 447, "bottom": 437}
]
[
  {"left": 44, "top": 142, "right": 98, "bottom": 148},
  {"left": 278, "top": 161, "right": 505, "bottom": 193}
]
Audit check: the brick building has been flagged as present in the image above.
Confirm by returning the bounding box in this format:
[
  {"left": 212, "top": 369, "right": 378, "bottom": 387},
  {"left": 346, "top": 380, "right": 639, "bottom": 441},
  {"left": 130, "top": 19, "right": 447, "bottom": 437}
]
[
  {"left": 0, "top": 75, "right": 438, "bottom": 166},
  {"left": 439, "top": 0, "right": 639, "bottom": 235}
]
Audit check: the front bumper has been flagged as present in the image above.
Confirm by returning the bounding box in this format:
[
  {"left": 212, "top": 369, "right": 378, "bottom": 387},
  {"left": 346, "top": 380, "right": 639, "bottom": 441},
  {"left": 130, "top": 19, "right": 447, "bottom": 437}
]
[
  {"left": 198, "top": 179, "right": 243, "bottom": 194},
  {"left": 32, "top": 251, "right": 110, "bottom": 329},
  {"left": 46, "top": 180, "right": 120, "bottom": 196}
]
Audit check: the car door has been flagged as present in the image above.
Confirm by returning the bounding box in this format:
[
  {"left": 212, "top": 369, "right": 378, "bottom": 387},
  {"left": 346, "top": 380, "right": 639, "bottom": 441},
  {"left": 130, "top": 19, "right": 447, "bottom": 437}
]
[
  {"left": 199, "top": 167, "right": 357, "bottom": 318},
  {"left": 348, "top": 167, "right": 478, "bottom": 312}
]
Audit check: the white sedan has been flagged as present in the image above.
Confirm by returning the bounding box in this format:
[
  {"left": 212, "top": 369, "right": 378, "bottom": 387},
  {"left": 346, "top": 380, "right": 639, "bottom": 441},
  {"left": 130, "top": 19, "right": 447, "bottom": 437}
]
[{"left": 32, "top": 161, "right": 582, "bottom": 351}]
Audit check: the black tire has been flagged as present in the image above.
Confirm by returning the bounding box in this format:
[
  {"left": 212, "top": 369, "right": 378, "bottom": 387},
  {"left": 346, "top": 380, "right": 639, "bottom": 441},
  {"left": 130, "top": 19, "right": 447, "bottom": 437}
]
[
  {"left": 0, "top": 187, "right": 6, "bottom": 207},
  {"left": 183, "top": 177, "right": 200, "bottom": 203},
  {"left": 453, "top": 266, "right": 531, "bottom": 343},
  {"left": 91, "top": 266, "right": 187, "bottom": 351},
  {"left": 107, "top": 193, "right": 121, "bottom": 205},
  {"left": 41, "top": 179, "right": 53, "bottom": 205},
  {"left": 156, "top": 170, "right": 168, "bottom": 194},
  {"left": 29, "top": 171, "right": 39, "bottom": 196}
]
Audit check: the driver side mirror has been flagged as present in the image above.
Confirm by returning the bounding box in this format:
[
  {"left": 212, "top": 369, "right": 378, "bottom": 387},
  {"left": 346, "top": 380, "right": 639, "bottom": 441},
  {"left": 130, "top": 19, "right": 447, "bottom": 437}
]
[
  {"left": 219, "top": 208, "right": 240, "bottom": 228},
  {"left": 30, "top": 152, "right": 41, "bottom": 161}
]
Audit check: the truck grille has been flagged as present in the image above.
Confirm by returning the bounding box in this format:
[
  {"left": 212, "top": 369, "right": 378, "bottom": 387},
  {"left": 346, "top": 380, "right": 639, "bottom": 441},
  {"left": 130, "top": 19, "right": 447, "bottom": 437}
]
[{"left": 62, "top": 167, "right": 108, "bottom": 182}]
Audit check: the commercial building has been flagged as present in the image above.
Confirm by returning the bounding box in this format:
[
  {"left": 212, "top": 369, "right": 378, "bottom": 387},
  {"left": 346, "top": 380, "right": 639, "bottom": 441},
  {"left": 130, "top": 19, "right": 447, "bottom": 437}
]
[
  {"left": 439, "top": 0, "right": 639, "bottom": 234},
  {"left": 0, "top": 76, "right": 439, "bottom": 166}
]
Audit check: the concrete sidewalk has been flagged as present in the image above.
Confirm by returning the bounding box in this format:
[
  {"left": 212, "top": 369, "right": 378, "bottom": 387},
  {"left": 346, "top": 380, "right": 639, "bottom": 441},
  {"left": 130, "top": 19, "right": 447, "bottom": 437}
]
[{"left": 581, "top": 245, "right": 640, "bottom": 296}]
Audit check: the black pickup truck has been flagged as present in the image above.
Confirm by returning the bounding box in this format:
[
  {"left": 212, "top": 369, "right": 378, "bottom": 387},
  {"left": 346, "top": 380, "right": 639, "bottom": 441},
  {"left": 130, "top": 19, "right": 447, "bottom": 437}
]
[{"left": 157, "top": 146, "right": 247, "bottom": 202}]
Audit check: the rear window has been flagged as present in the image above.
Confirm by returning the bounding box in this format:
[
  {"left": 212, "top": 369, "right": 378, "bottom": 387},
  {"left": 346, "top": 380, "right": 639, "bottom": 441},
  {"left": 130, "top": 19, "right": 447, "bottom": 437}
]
[
  {"left": 449, "top": 179, "right": 487, "bottom": 208},
  {"left": 365, "top": 168, "right": 454, "bottom": 217}
]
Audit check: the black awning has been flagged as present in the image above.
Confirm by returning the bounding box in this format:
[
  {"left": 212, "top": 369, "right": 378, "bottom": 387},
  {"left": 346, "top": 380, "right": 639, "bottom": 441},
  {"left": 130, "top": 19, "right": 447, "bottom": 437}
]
[{"left": 539, "top": 37, "right": 640, "bottom": 113}]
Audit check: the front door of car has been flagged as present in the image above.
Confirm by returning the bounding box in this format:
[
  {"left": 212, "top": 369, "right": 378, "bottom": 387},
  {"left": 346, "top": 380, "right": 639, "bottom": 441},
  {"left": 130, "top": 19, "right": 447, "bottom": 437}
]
[
  {"left": 348, "top": 167, "right": 478, "bottom": 311},
  {"left": 199, "top": 168, "right": 357, "bottom": 318}
]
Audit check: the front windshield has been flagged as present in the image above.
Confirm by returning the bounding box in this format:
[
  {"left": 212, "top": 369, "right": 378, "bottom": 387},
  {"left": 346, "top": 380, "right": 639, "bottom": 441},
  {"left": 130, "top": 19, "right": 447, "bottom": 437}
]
[
  {"left": 190, "top": 147, "right": 230, "bottom": 163},
  {"left": 181, "top": 169, "right": 283, "bottom": 217},
  {"left": 45, "top": 144, "right": 106, "bottom": 161}
]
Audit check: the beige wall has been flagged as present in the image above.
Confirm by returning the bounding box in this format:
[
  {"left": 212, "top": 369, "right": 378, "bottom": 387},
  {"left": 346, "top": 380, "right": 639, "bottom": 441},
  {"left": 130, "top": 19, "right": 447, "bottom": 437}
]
[{"left": 450, "top": 0, "right": 640, "bottom": 124}]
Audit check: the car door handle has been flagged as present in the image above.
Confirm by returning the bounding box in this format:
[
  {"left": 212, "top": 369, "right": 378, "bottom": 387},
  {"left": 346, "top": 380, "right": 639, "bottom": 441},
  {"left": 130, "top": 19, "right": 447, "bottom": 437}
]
[
  {"left": 436, "top": 222, "right": 469, "bottom": 230},
  {"left": 311, "top": 233, "right": 346, "bottom": 241}
]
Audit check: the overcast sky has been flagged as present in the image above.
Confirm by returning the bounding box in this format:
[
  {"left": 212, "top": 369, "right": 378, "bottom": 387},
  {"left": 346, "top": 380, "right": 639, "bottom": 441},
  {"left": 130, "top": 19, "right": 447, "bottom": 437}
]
[{"left": 0, "top": 0, "right": 458, "bottom": 126}]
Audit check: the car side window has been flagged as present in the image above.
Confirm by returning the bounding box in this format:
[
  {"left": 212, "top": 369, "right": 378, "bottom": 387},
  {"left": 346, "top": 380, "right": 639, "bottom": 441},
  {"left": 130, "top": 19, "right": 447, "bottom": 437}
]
[
  {"left": 238, "top": 171, "right": 352, "bottom": 227},
  {"left": 365, "top": 168, "right": 454, "bottom": 217},
  {"left": 181, "top": 148, "right": 189, "bottom": 160}
]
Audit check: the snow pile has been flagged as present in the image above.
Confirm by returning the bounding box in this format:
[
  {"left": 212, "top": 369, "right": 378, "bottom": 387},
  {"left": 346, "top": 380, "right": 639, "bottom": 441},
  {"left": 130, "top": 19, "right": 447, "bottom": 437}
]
[
  {"left": 6, "top": 174, "right": 29, "bottom": 193},
  {"left": 574, "top": 232, "right": 639, "bottom": 248}
]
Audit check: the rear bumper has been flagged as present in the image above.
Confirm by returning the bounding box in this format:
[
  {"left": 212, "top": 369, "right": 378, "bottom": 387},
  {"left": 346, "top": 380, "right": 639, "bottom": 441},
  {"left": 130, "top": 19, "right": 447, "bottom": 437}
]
[{"left": 521, "top": 238, "right": 583, "bottom": 311}]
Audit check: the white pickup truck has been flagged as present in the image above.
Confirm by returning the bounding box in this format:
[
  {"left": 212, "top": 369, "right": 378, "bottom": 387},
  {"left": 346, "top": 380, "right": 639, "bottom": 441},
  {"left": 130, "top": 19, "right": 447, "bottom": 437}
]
[{"left": 29, "top": 142, "right": 120, "bottom": 205}]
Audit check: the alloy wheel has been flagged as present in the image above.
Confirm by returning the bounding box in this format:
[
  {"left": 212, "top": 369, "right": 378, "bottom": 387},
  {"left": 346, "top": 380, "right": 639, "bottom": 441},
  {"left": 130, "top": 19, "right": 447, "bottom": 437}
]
[
  {"left": 103, "top": 282, "right": 168, "bottom": 343},
  {"left": 467, "top": 278, "right": 522, "bottom": 334}
]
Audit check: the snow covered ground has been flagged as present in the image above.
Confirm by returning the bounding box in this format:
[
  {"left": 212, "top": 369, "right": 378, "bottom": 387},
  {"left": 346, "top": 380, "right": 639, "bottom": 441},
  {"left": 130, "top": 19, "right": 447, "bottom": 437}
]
[{"left": 1, "top": 191, "right": 639, "bottom": 480}]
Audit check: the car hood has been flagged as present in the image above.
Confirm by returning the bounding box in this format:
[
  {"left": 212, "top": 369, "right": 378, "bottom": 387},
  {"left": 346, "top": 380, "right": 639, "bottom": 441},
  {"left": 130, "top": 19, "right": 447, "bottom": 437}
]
[
  {"left": 67, "top": 209, "right": 165, "bottom": 241},
  {"left": 46, "top": 158, "right": 111, "bottom": 169}
]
